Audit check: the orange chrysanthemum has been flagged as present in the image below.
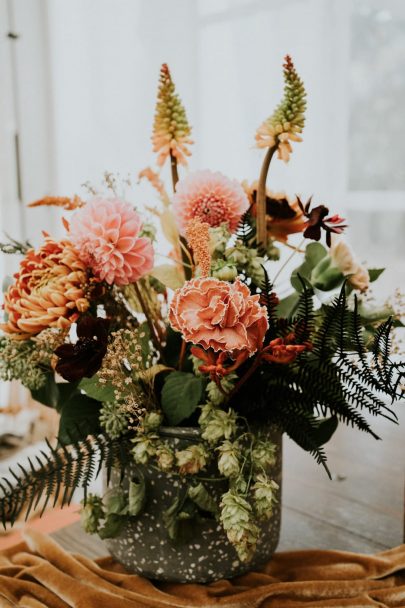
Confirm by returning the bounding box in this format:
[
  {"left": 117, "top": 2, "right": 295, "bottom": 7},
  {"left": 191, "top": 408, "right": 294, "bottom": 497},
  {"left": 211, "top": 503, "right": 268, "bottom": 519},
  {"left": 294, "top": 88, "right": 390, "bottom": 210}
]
[
  {"left": 1, "top": 238, "right": 89, "bottom": 339},
  {"left": 243, "top": 182, "right": 306, "bottom": 243},
  {"left": 28, "top": 195, "right": 84, "bottom": 210}
]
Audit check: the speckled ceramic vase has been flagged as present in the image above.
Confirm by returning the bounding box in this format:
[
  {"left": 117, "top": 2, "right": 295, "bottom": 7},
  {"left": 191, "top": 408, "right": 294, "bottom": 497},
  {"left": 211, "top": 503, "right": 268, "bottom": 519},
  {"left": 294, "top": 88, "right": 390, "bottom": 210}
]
[{"left": 103, "top": 425, "right": 282, "bottom": 583}]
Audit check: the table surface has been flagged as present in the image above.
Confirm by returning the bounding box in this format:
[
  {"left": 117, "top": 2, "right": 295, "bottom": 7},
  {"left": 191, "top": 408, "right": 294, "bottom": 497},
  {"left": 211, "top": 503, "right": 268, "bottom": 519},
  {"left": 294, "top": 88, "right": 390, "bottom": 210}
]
[{"left": 52, "top": 409, "right": 405, "bottom": 559}]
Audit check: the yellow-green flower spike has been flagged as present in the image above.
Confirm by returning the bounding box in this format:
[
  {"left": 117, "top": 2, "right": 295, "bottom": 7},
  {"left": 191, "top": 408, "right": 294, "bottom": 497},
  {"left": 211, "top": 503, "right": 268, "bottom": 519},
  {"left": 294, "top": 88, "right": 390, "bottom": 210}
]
[
  {"left": 255, "top": 55, "right": 307, "bottom": 162},
  {"left": 152, "top": 63, "right": 193, "bottom": 167}
]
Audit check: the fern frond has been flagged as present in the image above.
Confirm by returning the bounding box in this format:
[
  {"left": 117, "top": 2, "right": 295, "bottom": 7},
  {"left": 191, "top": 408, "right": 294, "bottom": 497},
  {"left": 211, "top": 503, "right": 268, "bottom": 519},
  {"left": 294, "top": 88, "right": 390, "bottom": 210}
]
[
  {"left": 0, "top": 434, "right": 129, "bottom": 529},
  {"left": 235, "top": 210, "right": 255, "bottom": 246},
  {"left": 313, "top": 285, "right": 346, "bottom": 359},
  {"left": 293, "top": 275, "right": 314, "bottom": 344},
  {"left": 260, "top": 267, "right": 278, "bottom": 339}
]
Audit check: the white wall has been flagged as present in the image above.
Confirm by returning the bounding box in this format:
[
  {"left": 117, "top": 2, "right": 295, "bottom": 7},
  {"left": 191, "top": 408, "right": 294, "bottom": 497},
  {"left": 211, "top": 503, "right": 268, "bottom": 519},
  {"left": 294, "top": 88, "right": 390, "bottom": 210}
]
[{"left": 0, "top": 0, "right": 404, "bottom": 277}]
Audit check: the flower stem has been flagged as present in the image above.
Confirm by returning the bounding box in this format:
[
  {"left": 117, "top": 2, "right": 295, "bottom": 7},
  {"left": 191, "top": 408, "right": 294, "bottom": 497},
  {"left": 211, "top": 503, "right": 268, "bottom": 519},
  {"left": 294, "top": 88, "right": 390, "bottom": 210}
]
[
  {"left": 178, "top": 339, "right": 186, "bottom": 370},
  {"left": 256, "top": 145, "right": 278, "bottom": 250},
  {"left": 272, "top": 237, "right": 306, "bottom": 285},
  {"left": 169, "top": 151, "right": 192, "bottom": 281},
  {"left": 170, "top": 151, "right": 179, "bottom": 190},
  {"left": 133, "top": 282, "right": 164, "bottom": 360},
  {"left": 228, "top": 354, "right": 262, "bottom": 400}
]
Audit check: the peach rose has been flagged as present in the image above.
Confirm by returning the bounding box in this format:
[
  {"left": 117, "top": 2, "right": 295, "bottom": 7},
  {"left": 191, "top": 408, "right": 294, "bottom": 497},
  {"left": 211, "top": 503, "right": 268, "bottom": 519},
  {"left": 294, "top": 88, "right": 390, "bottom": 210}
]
[{"left": 169, "top": 278, "right": 268, "bottom": 355}]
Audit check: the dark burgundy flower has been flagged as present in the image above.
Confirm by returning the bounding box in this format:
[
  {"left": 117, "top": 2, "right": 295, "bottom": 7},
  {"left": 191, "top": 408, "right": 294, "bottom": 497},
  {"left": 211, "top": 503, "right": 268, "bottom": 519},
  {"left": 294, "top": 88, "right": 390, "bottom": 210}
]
[
  {"left": 55, "top": 316, "right": 109, "bottom": 382},
  {"left": 298, "top": 197, "right": 347, "bottom": 247}
]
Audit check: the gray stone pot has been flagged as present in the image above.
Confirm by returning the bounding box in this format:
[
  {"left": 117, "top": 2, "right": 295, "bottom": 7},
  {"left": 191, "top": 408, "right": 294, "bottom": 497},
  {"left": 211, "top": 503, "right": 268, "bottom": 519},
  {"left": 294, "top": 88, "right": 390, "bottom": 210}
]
[{"left": 103, "top": 425, "right": 282, "bottom": 583}]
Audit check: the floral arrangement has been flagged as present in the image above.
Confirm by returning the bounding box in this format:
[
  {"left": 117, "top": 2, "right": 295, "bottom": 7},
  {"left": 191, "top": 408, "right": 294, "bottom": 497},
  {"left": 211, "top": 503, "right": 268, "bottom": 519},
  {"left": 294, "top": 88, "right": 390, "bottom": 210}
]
[{"left": 0, "top": 58, "right": 403, "bottom": 563}]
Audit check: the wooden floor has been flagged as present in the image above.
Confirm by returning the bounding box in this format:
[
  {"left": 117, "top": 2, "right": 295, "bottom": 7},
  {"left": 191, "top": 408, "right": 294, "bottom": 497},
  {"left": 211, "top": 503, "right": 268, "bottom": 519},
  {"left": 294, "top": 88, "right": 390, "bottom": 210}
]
[{"left": 52, "top": 409, "right": 405, "bottom": 558}]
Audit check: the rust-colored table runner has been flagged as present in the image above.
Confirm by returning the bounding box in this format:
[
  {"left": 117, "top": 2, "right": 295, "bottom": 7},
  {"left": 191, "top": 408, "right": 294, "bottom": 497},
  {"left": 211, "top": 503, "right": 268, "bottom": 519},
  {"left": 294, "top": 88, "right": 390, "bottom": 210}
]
[{"left": 0, "top": 529, "right": 404, "bottom": 607}]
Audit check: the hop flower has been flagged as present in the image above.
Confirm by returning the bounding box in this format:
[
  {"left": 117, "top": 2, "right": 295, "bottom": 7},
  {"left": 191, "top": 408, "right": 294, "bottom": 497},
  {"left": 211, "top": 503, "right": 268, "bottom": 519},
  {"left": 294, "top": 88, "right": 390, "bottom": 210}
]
[
  {"left": 220, "top": 490, "right": 260, "bottom": 562},
  {"left": 251, "top": 440, "right": 277, "bottom": 470},
  {"left": 255, "top": 55, "right": 306, "bottom": 162},
  {"left": 142, "top": 411, "right": 163, "bottom": 432},
  {"left": 152, "top": 63, "right": 193, "bottom": 167},
  {"left": 1, "top": 238, "right": 89, "bottom": 339},
  {"left": 173, "top": 170, "right": 249, "bottom": 235},
  {"left": 207, "top": 373, "right": 238, "bottom": 406},
  {"left": 209, "top": 224, "right": 231, "bottom": 256},
  {"left": 69, "top": 198, "right": 154, "bottom": 286},
  {"left": 217, "top": 440, "right": 240, "bottom": 478},
  {"left": 252, "top": 473, "right": 279, "bottom": 520},
  {"left": 131, "top": 434, "right": 158, "bottom": 464},
  {"left": 80, "top": 495, "right": 104, "bottom": 535},
  {"left": 156, "top": 444, "right": 175, "bottom": 472},
  {"left": 212, "top": 262, "right": 238, "bottom": 282},
  {"left": 169, "top": 278, "right": 268, "bottom": 355},
  {"left": 200, "top": 407, "right": 238, "bottom": 445},
  {"left": 175, "top": 444, "right": 208, "bottom": 475},
  {"left": 198, "top": 402, "right": 217, "bottom": 427}
]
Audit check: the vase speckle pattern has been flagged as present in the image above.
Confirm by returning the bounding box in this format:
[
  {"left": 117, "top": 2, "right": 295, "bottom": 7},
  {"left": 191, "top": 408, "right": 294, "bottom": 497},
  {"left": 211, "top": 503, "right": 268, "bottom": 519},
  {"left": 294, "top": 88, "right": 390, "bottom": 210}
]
[{"left": 103, "top": 426, "right": 282, "bottom": 583}]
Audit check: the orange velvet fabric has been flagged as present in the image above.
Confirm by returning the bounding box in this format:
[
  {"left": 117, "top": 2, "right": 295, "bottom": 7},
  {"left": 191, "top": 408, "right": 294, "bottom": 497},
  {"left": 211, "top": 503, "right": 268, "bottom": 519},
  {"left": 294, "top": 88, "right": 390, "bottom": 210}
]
[{"left": 0, "top": 529, "right": 404, "bottom": 607}]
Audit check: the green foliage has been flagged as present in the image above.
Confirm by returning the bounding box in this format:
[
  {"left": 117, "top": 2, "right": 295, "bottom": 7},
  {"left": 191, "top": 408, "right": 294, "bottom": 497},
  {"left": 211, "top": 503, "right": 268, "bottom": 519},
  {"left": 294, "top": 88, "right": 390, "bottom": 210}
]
[
  {"left": 0, "top": 336, "right": 52, "bottom": 393},
  {"left": 188, "top": 483, "right": 219, "bottom": 515},
  {"left": 290, "top": 242, "right": 327, "bottom": 292},
  {"left": 0, "top": 235, "right": 32, "bottom": 255},
  {"left": 161, "top": 371, "right": 205, "bottom": 425},
  {"left": 58, "top": 393, "right": 102, "bottom": 444},
  {"left": 30, "top": 373, "right": 59, "bottom": 407},
  {"left": 79, "top": 376, "right": 116, "bottom": 403},
  {"left": 368, "top": 268, "right": 385, "bottom": 282},
  {"left": 0, "top": 434, "right": 129, "bottom": 528},
  {"left": 233, "top": 284, "right": 404, "bottom": 475},
  {"left": 235, "top": 210, "right": 256, "bottom": 247}
]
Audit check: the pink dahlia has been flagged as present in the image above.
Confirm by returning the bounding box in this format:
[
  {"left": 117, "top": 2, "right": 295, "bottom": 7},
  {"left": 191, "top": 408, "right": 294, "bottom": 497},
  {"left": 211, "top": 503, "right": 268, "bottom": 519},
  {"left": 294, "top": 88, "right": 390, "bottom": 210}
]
[
  {"left": 172, "top": 170, "right": 249, "bottom": 235},
  {"left": 169, "top": 277, "right": 268, "bottom": 355},
  {"left": 69, "top": 198, "right": 154, "bottom": 286}
]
